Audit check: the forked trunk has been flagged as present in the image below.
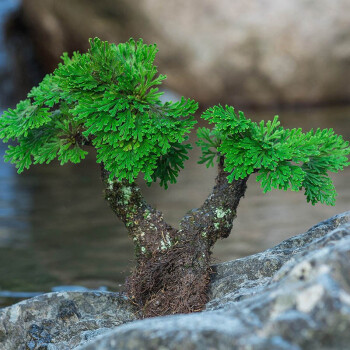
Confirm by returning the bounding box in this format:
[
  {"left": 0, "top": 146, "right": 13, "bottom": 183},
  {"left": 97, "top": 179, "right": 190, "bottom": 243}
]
[{"left": 101, "top": 159, "right": 248, "bottom": 317}]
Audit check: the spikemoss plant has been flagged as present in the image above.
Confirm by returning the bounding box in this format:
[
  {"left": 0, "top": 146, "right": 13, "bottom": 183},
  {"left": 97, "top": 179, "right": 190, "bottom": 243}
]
[{"left": 1, "top": 38, "right": 349, "bottom": 317}]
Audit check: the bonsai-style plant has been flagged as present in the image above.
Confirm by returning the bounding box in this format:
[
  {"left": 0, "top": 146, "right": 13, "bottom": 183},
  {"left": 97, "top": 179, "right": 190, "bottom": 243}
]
[{"left": 1, "top": 38, "right": 349, "bottom": 317}]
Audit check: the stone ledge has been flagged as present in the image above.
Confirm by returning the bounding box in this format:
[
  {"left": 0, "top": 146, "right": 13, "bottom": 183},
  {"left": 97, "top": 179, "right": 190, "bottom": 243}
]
[{"left": 1, "top": 211, "right": 349, "bottom": 349}]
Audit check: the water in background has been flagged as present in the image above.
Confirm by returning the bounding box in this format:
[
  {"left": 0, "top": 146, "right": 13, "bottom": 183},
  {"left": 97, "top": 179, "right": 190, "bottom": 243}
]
[
  {"left": 0, "top": 0, "right": 19, "bottom": 108},
  {"left": 0, "top": 1, "right": 349, "bottom": 307}
]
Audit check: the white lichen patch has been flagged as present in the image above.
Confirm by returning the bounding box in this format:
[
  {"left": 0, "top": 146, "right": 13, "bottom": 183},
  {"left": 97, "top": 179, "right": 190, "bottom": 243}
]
[
  {"left": 165, "top": 233, "right": 172, "bottom": 246},
  {"left": 159, "top": 233, "right": 172, "bottom": 251},
  {"left": 120, "top": 186, "right": 132, "bottom": 204},
  {"left": 290, "top": 261, "right": 313, "bottom": 280},
  {"left": 215, "top": 208, "right": 231, "bottom": 219},
  {"left": 149, "top": 223, "right": 157, "bottom": 231},
  {"left": 107, "top": 179, "right": 114, "bottom": 190},
  {"left": 143, "top": 209, "right": 151, "bottom": 220},
  {"left": 339, "top": 290, "right": 350, "bottom": 305},
  {"left": 318, "top": 264, "right": 331, "bottom": 275},
  {"left": 296, "top": 284, "right": 324, "bottom": 313},
  {"left": 160, "top": 240, "right": 167, "bottom": 251},
  {"left": 9, "top": 304, "right": 20, "bottom": 323},
  {"left": 270, "top": 293, "right": 295, "bottom": 319},
  {"left": 158, "top": 232, "right": 172, "bottom": 251}
]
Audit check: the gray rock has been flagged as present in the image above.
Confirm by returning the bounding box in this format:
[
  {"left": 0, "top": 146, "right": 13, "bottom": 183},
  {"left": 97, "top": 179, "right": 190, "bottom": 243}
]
[
  {"left": 20, "top": 0, "right": 350, "bottom": 107},
  {"left": 77, "top": 211, "right": 350, "bottom": 350},
  {"left": 1, "top": 211, "right": 350, "bottom": 349},
  {"left": 208, "top": 210, "right": 350, "bottom": 302},
  {"left": 0, "top": 291, "right": 137, "bottom": 349}
]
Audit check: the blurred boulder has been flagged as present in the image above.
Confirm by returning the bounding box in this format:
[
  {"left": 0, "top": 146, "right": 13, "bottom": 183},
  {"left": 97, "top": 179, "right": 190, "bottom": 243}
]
[{"left": 20, "top": 0, "right": 350, "bottom": 107}]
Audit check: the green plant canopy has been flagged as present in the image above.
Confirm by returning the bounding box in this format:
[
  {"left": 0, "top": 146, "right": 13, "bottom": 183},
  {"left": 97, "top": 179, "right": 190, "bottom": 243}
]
[{"left": 0, "top": 38, "right": 198, "bottom": 187}]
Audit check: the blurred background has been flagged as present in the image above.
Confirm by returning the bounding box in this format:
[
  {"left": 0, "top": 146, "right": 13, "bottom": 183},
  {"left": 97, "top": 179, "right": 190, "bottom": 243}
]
[{"left": 0, "top": 0, "right": 349, "bottom": 307}]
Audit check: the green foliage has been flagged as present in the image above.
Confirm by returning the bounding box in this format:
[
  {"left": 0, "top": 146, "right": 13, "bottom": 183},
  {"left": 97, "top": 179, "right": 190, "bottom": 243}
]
[
  {"left": 197, "top": 105, "right": 350, "bottom": 205},
  {"left": 0, "top": 38, "right": 198, "bottom": 186},
  {"left": 196, "top": 127, "right": 221, "bottom": 168},
  {"left": 1, "top": 37, "right": 349, "bottom": 206},
  {"left": 150, "top": 141, "right": 192, "bottom": 189}
]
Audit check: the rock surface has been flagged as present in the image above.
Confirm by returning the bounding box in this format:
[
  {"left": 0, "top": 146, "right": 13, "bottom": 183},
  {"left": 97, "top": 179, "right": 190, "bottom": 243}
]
[
  {"left": 19, "top": 0, "right": 350, "bottom": 107},
  {"left": 1, "top": 211, "right": 350, "bottom": 349},
  {"left": 76, "top": 211, "right": 350, "bottom": 349},
  {"left": 0, "top": 292, "right": 137, "bottom": 349}
]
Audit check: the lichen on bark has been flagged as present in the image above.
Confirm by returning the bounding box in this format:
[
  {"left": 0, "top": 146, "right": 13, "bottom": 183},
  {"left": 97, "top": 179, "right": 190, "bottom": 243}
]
[{"left": 101, "top": 157, "right": 248, "bottom": 317}]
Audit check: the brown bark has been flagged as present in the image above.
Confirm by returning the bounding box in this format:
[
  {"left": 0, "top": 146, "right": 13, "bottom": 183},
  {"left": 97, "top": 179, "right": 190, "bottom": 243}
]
[{"left": 101, "top": 158, "right": 248, "bottom": 317}]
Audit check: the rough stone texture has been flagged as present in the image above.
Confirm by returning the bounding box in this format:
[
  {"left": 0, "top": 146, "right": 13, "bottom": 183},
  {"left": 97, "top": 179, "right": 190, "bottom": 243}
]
[
  {"left": 209, "top": 210, "right": 350, "bottom": 302},
  {"left": 20, "top": 0, "right": 350, "bottom": 107},
  {"left": 1, "top": 211, "right": 350, "bottom": 349},
  {"left": 0, "top": 291, "right": 137, "bottom": 350},
  {"left": 77, "top": 211, "right": 350, "bottom": 350}
]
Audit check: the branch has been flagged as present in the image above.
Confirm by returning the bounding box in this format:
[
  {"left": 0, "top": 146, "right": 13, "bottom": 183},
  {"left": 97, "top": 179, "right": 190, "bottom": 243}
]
[
  {"left": 179, "top": 157, "right": 249, "bottom": 246},
  {"left": 100, "top": 165, "right": 177, "bottom": 258}
]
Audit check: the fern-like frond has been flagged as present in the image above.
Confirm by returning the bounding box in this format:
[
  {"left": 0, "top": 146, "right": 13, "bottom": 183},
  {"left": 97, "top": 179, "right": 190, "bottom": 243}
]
[
  {"left": 198, "top": 105, "right": 350, "bottom": 205},
  {"left": 0, "top": 38, "right": 198, "bottom": 188}
]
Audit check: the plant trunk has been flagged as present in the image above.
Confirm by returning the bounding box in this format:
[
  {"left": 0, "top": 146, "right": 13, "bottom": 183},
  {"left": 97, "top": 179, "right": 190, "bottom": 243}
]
[{"left": 101, "top": 158, "right": 248, "bottom": 317}]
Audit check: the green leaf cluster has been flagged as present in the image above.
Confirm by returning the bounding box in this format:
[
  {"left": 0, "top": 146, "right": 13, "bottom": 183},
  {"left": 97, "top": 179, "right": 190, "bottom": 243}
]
[
  {"left": 1, "top": 37, "right": 349, "bottom": 206},
  {"left": 197, "top": 105, "right": 350, "bottom": 205},
  {"left": 0, "top": 38, "right": 198, "bottom": 186}
]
